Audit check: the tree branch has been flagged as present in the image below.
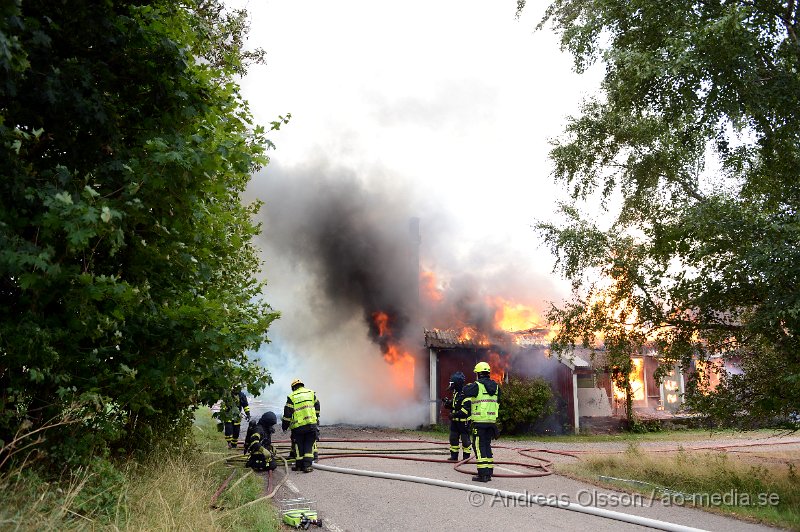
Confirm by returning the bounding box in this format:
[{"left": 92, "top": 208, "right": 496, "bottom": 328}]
[{"left": 783, "top": 0, "right": 799, "bottom": 48}]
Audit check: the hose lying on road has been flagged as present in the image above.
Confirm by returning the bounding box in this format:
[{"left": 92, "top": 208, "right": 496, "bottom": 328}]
[
  {"left": 280, "top": 438, "right": 576, "bottom": 478},
  {"left": 316, "top": 452, "right": 554, "bottom": 477},
  {"left": 312, "top": 462, "right": 707, "bottom": 532},
  {"left": 246, "top": 435, "right": 798, "bottom": 528},
  {"left": 228, "top": 456, "right": 290, "bottom": 512}
]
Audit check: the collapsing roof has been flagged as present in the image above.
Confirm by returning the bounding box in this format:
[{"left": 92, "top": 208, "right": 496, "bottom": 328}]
[
  {"left": 423, "top": 328, "right": 491, "bottom": 349},
  {"left": 423, "top": 327, "right": 589, "bottom": 369}
]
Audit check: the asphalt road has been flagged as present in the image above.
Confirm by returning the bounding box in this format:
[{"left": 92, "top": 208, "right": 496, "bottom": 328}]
[{"left": 263, "top": 429, "right": 795, "bottom": 532}]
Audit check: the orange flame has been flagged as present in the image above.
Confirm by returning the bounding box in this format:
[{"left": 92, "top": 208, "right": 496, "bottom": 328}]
[
  {"left": 373, "top": 311, "right": 389, "bottom": 337},
  {"left": 371, "top": 311, "right": 415, "bottom": 394},
  {"left": 612, "top": 357, "right": 645, "bottom": 401},
  {"left": 492, "top": 298, "right": 542, "bottom": 332},
  {"left": 420, "top": 270, "right": 443, "bottom": 303},
  {"left": 384, "top": 344, "right": 415, "bottom": 392},
  {"left": 587, "top": 289, "right": 659, "bottom": 343},
  {"left": 488, "top": 351, "right": 509, "bottom": 382},
  {"left": 457, "top": 326, "right": 490, "bottom": 346}
]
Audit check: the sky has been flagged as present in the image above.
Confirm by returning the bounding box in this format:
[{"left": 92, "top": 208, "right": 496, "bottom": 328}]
[{"left": 230, "top": 1, "right": 604, "bottom": 422}]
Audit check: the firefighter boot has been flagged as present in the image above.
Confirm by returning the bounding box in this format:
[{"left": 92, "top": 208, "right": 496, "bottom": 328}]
[
  {"left": 471, "top": 473, "right": 490, "bottom": 482},
  {"left": 462, "top": 453, "right": 471, "bottom": 461},
  {"left": 448, "top": 452, "right": 459, "bottom": 461}
]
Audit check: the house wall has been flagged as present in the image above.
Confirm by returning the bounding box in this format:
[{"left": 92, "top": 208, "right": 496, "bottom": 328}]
[
  {"left": 577, "top": 388, "right": 613, "bottom": 416},
  {"left": 554, "top": 363, "right": 576, "bottom": 429}
]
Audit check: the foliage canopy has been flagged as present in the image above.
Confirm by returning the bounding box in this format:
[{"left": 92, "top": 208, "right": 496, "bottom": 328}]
[
  {"left": 524, "top": 0, "right": 800, "bottom": 426},
  {"left": 0, "top": 0, "right": 279, "bottom": 464}
]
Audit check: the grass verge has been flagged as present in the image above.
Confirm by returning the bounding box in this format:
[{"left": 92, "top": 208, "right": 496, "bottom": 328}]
[
  {"left": 0, "top": 407, "right": 280, "bottom": 530},
  {"left": 556, "top": 445, "right": 800, "bottom": 530}
]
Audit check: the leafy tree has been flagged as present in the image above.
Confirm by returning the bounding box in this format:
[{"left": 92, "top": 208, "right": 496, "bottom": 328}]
[
  {"left": 520, "top": 0, "right": 800, "bottom": 426},
  {"left": 0, "top": 0, "right": 280, "bottom": 465},
  {"left": 497, "top": 376, "right": 554, "bottom": 434}
]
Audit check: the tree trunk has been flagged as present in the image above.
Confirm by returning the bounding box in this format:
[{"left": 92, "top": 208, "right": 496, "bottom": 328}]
[{"left": 625, "top": 378, "right": 634, "bottom": 426}]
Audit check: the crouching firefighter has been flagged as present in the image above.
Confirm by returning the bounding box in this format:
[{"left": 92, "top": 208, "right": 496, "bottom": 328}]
[
  {"left": 282, "top": 378, "right": 320, "bottom": 473},
  {"left": 461, "top": 361, "right": 500, "bottom": 482},
  {"left": 443, "top": 371, "right": 471, "bottom": 461},
  {"left": 243, "top": 412, "right": 278, "bottom": 472}
]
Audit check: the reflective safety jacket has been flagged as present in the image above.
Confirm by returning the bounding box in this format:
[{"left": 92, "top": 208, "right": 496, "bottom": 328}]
[
  {"left": 282, "top": 387, "right": 320, "bottom": 431},
  {"left": 470, "top": 382, "right": 499, "bottom": 423},
  {"left": 461, "top": 377, "right": 500, "bottom": 426}
]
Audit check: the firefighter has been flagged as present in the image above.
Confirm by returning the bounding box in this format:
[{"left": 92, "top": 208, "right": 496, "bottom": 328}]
[
  {"left": 286, "top": 430, "right": 317, "bottom": 468},
  {"left": 442, "top": 371, "right": 471, "bottom": 461},
  {"left": 243, "top": 418, "right": 258, "bottom": 454},
  {"left": 282, "top": 378, "right": 320, "bottom": 473},
  {"left": 244, "top": 412, "right": 278, "bottom": 471},
  {"left": 220, "top": 384, "right": 251, "bottom": 448},
  {"left": 461, "top": 361, "right": 500, "bottom": 482}
]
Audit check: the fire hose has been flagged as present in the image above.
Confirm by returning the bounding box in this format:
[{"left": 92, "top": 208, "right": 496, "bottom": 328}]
[
  {"left": 213, "top": 435, "right": 797, "bottom": 529},
  {"left": 309, "top": 438, "right": 707, "bottom": 532},
  {"left": 208, "top": 454, "right": 290, "bottom": 510},
  {"left": 311, "top": 462, "right": 705, "bottom": 532},
  {"left": 275, "top": 437, "right": 800, "bottom": 532},
  {"left": 230, "top": 456, "right": 290, "bottom": 511},
  {"left": 304, "top": 438, "right": 574, "bottom": 478}
]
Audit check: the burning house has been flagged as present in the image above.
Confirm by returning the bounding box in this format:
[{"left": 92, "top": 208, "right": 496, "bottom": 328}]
[
  {"left": 422, "top": 322, "right": 710, "bottom": 433},
  {"left": 424, "top": 327, "right": 590, "bottom": 433}
]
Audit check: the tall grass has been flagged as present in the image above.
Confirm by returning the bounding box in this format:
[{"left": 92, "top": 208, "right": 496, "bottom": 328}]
[
  {"left": 558, "top": 445, "right": 800, "bottom": 530},
  {"left": 0, "top": 408, "right": 280, "bottom": 530}
]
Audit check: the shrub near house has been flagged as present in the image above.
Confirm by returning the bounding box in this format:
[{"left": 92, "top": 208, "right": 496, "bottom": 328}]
[{"left": 497, "top": 376, "right": 555, "bottom": 434}]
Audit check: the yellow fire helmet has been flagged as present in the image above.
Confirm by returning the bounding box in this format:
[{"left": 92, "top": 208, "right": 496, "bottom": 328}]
[
  {"left": 290, "top": 378, "right": 304, "bottom": 388},
  {"left": 474, "top": 361, "right": 491, "bottom": 374}
]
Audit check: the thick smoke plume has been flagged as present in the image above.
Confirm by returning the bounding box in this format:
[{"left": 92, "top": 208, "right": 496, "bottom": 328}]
[{"left": 245, "top": 158, "right": 563, "bottom": 426}]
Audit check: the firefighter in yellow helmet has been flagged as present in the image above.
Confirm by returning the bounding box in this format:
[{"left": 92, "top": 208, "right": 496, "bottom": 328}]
[
  {"left": 460, "top": 361, "right": 500, "bottom": 482},
  {"left": 282, "top": 378, "right": 320, "bottom": 473}
]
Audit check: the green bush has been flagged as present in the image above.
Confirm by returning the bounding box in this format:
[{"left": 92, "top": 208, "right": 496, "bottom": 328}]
[
  {"left": 498, "top": 376, "right": 554, "bottom": 434},
  {"left": 626, "top": 413, "right": 663, "bottom": 434}
]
